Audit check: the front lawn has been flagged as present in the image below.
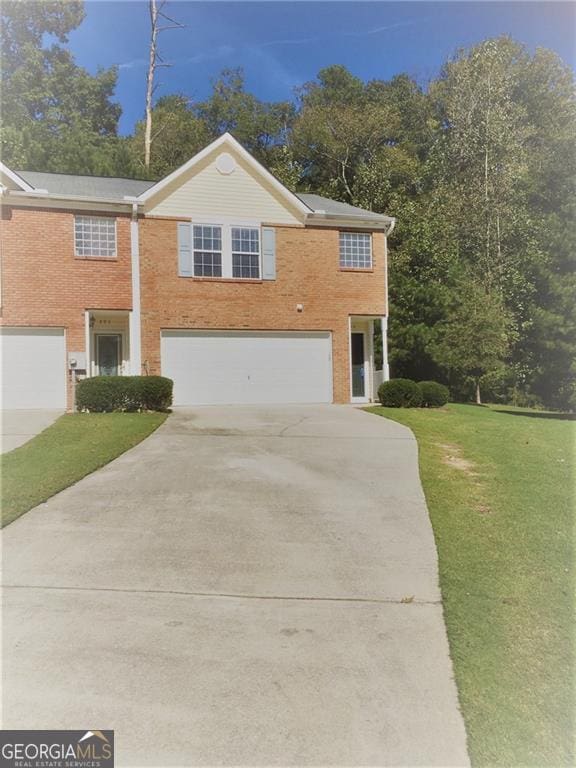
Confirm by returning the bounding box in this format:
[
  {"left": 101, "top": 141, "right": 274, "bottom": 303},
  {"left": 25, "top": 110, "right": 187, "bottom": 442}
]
[
  {"left": 366, "top": 403, "right": 574, "bottom": 767},
  {"left": 1, "top": 412, "right": 167, "bottom": 527}
]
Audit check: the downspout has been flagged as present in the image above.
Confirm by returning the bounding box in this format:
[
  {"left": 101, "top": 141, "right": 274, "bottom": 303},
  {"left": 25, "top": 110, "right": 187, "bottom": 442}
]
[
  {"left": 382, "top": 219, "right": 396, "bottom": 382},
  {"left": 129, "top": 203, "right": 142, "bottom": 375}
]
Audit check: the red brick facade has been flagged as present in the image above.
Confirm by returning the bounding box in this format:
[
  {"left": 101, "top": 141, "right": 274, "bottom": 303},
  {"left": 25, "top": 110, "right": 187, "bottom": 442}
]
[
  {"left": 140, "top": 218, "right": 386, "bottom": 404},
  {"left": 0, "top": 206, "right": 133, "bottom": 403},
  {"left": 0, "top": 206, "right": 387, "bottom": 407}
]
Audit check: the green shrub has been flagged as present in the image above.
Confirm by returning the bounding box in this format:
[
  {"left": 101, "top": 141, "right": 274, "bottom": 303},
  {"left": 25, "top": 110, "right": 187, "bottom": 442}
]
[
  {"left": 419, "top": 380, "right": 449, "bottom": 408},
  {"left": 135, "top": 376, "right": 173, "bottom": 411},
  {"left": 378, "top": 378, "right": 423, "bottom": 408},
  {"left": 76, "top": 376, "right": 172, "bottom": 413}
]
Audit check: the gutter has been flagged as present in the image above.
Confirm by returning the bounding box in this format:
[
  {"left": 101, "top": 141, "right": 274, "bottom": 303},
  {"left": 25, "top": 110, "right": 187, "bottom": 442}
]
[
  {"left": 310, "top": 210, "right": 395, "bottom": 223},
  {"left": 306, "top": 211, "right": 396, "bottom": 233},
  {"left": 129, "top": 203, "right": 142, "bottom": 375},
  {"left": 381, "top": 217, "right": 395, "bottom": 381},
  {"left": 2, "top": 189, "right": 139, "bottom": 208},
  {"left": 1, "top": 190, "right": 396, "bottom": 234}
]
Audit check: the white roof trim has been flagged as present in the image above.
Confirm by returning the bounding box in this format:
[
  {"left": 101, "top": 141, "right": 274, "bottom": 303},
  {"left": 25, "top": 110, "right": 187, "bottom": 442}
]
[
  {"left": 307, "top": 215, "right": 396, "bottom": 233},
  {"left": 130, "top": 133, "right": 312, "bottom": 216},
  {"left": 308, "top": 211, "right": 395, "bottom": 224},
  {"left": 2, "top": 189, "right": 133, "bottom": 211},
  {"left": 0, "top": 163, "right": 36, "bottom": 192}
]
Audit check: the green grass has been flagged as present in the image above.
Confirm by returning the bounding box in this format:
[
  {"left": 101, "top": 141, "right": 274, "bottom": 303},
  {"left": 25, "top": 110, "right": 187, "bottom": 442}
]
[
  {"left": 1, "top": 412, "right": 167, "bottom": 527},
  {"left": 366, "top": 403, "right": 575, "bottom": 767}
]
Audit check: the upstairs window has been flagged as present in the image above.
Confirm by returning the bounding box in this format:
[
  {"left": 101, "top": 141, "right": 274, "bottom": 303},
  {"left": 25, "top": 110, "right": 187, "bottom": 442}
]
[
  {"left": 74, "top": 215, "right": 116, "bottom": 258},
  {"left": 232, "top": 227, "right": 260, "bottom": 279},
  {"left": 193, "top": 225, "right": 222, "bottom": 277},
  {"left": 339, "top": 232, "right": 372, "bottom": 269}
]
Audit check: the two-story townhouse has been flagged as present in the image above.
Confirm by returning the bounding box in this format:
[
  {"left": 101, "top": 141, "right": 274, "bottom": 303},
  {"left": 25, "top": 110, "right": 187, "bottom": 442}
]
[{"left": 0, "top": 133, "right": 395, "bottom": 410}]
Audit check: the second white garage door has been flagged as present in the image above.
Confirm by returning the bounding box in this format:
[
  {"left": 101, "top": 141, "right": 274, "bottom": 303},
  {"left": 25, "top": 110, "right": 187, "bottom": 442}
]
[
  {"left": 0, "top": 327, "right": 66, "bottom": 409},
  {"left": 161, "top": 330, "right": 333, "bottom": 406}
]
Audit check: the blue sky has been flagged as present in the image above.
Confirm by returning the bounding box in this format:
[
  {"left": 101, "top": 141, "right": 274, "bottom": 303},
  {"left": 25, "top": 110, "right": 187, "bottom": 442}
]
[{"left": 67, "top": 1, "right": 576, "bottom": 135}]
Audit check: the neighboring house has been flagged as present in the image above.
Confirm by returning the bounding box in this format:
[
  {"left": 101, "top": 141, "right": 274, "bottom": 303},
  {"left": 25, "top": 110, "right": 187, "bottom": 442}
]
[{"left": 0, "top": 133, "right": 395, "bottom": 410}]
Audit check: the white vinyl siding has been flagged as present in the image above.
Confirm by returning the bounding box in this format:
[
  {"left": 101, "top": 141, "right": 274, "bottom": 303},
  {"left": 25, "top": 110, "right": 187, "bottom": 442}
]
[
  {"left": 146, "top": 149, "right": 303, "bottom": 225},
  {"left": 161, "top": 330, "right": 332, "bottom": 405},
  {"left": 339, "top": 232, "right": 372, "bottom": 269},
  {"left": 75, "top": 215, "right": 117, "bottom": 258},
  {"left": 0, "top": 328, "right": 66, "bottom": 409}
]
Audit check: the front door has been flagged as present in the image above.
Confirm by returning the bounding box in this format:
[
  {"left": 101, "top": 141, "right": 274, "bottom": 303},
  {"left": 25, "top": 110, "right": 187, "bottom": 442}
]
[
  {"left": 96, "top": 334, "right": 121, "bottom": 376},
  {"left": 351, "top": 332, "right": 366, "bottom": 398}
]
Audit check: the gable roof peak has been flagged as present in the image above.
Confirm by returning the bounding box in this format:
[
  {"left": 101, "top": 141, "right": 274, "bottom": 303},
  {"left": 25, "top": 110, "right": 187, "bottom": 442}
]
[{"left": 127, "top": 132, "right": 311, "bottom": 217}]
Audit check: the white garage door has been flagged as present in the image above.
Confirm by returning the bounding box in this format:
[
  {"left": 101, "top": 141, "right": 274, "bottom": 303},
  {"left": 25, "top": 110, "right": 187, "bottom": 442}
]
[
  {"left": 0, "top": 328, "right": 66, "bottom": 409},
  {"left": 161, "top": 330, "right": 333, "bottom": 405}
]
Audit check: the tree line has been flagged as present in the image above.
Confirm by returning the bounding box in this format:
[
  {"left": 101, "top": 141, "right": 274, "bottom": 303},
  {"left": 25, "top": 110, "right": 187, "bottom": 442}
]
[{"left": 2, "top": 1, "right": 574, "bottom": 409}]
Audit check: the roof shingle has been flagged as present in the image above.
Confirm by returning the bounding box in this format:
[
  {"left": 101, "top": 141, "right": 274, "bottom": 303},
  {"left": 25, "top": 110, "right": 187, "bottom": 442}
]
[
  {"left": 14, "top": 171, "right": 392, "bottom": 223},
  {"left": 14, "top": 170, "right": 154, "bottom": 200}
]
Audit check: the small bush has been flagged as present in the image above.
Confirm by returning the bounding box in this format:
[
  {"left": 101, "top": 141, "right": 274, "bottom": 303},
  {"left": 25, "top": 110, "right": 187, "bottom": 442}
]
[
  {"left": 135, "top": 376, "right": 173, "bottom": 411},
  {"left": 378, "top": 378, "right": 423, "bottom": 408},
  {"left": 419, "top": 380, "right": 449, "bottom": 408},
  {"left": 76, "top": 376, "right": 172, "bottom": 413}
]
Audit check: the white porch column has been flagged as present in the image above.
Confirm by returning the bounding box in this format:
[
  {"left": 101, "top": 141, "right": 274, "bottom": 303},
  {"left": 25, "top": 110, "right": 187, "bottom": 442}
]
[
  {"left": 368, "top": 319, "right": 376, "bottom": 400},
  {"left": 84, "top": 310, "right": 92, "bottom": 377},
  {"left": 381, "top": 316, "right": 390, "bottom": 381},
  {"left": 129, "top": 204, "right": 142, "bottom": 375}
]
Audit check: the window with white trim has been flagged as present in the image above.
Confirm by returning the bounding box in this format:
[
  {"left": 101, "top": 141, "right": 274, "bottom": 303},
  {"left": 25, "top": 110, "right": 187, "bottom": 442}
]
[
  {"left": 74, "top": 215, "right": 117, "bottom": 258},
  {"left": 232, "top": 227, "right": 260, "bottom": 279},
  {"left": 339, "top": 232, "right": 372, "bottom": 269},
  {"left": 193, "top": 225, "right": 222, "bottom": 277}
]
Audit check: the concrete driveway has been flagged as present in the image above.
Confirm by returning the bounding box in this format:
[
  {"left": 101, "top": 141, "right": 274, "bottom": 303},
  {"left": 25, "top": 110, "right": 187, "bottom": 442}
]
[
  {"left": 2, "top": 405, "right": 469, "bottom": 767},
  {"left": 0, "top": 409, "right": 62, "bottom": 453}
]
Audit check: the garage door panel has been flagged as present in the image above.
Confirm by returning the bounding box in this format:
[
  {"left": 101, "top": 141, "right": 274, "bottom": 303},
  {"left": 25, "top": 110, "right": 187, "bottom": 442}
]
[
  {"left": 0, "top": 328, "right": 66, "bottom": 409},
  {"left": 161, "top": 331, "right": 332, "bottom": 406}
]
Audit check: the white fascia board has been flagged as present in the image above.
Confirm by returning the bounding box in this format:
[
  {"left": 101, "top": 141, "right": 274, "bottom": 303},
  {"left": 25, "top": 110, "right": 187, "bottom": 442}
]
[
  {"left": 309, "top": 210, "right": 395, "bottom": 224},
  {"left": 3, "top": 189, "right": 135, "bottom": 211},
  {"left": 306, "top": 213, "right": 396, "bottom": 232},
  {"left": 0, "top": 186, "right": 48, "bottom": 195},
  {"left": 0, "top": 163, "right": 36, "bottom": 192},
  {"left": 131, "top": 133, "right": 312, "bottom": 217}
]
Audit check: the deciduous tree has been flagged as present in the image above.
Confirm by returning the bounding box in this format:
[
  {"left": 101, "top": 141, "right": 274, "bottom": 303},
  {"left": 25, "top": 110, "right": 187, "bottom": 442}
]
[
  {"left": 433, "top": 280, "right": 514, "bottom": 404},
  {"left": 0, "top": 0, "right": 123, "bottom": 174}
]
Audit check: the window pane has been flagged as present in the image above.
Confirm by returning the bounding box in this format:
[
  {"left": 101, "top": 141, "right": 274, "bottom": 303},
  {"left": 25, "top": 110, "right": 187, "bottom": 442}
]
[
  {"left": 192, "top": 225, "right": 222, "bottom": 276},
  {"left": 339, "top": 232, "right": 372, "bottom": 268},
  {"left": 193, "top": 251, "right": 222, "bottom": 277},
  {"left": 74, "top": 216, "right": 117, "bottom": 258},
  {"left": 232, "top": 227, "right": 259, "bottom": 254},
  {"left": 232, "top": 227, "right": 260, "bottom": 278},
  {"left": 193, "top": 225, "right": 222, "bottom": 251},
  {"left": 232, "top": 253, "right": 259, "bottom": 279}
]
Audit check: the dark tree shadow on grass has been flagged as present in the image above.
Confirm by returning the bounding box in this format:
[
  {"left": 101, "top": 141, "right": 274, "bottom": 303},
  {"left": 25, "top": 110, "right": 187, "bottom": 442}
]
[{"left": 495, "top": 409, "right": 576, "bottom": 422}]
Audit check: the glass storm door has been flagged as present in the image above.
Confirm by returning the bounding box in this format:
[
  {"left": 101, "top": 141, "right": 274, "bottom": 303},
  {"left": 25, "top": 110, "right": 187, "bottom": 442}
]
[
  {"left": 351, "top": 332, "right": 366, "bottom": 398},
  {"left": 97, "top": 334, "right": 121, "bottom": 376}
]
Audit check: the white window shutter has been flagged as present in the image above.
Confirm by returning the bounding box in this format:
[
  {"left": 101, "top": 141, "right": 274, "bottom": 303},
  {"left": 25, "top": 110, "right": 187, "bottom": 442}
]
[
  {"left": 261, "top": 227, "right": 276, "bottom": 280},
  {"left": 178, "top": 222, "right": 193, "bottom": 276}
]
